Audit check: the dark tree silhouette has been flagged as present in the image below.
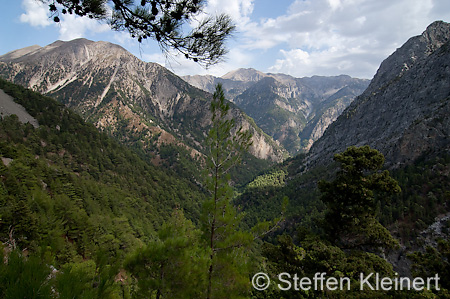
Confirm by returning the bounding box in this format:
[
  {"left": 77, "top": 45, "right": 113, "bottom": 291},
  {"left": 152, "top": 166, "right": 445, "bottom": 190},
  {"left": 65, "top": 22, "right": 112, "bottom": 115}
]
[
  {"left": 44, "top": 0, "right": 236, "bottom": 66},
  {"left": 318, "top": 145, "right": 401, "bottom": 249}
]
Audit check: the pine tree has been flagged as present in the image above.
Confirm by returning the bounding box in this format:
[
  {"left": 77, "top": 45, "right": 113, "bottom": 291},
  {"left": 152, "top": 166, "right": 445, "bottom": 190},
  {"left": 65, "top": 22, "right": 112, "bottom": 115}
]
[
  {"left": 202, "top": 84, "right": 253, "bottom": 299},
  {"left": 318, "top": 145, "right": 401, "bottom": 250},
  {"left": 125, "top": 210, "right": 208, "bottom": 298},
  {"left": 0, "top": 248, "right": 52, "bottom": 299}
]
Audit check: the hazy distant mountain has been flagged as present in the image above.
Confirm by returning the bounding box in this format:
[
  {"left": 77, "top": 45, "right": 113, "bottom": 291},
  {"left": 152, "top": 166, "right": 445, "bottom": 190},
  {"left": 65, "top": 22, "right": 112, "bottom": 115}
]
[
  {"left": 308, "top": 21, "right": 450, "bottom": 168},
  {"left": 0, "top": 39, "right": 286, "bottom": 166},
  {"left": 182, "top": 70, "right": 257, "bottom": 100},
  {"left": 222, "top": 68, "right": 267, "bottom": 82},
  {"left": 183, "top": 68, "right": 369, "bottom": 154}
]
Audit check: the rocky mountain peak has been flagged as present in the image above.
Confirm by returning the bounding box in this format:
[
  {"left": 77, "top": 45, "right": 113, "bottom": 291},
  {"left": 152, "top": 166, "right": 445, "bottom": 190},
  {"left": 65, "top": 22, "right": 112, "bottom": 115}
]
[
  {"left": 222, "top": 68, "right": 267, "bottom": 82},
  {"left": 422, "top": 20, "right": 450, "bottom": 49},
  {"left": 1, "top": 38, "right": 130, "bottom": 66},
  {"left": 183, "top": 67, "right": 369, "bottom": 154},
  {"left": 0, "top": 39, "right": 286, "bottom": 164},
  {"left": 367, "top": 20, "right": 450, "bottom": 96},
  {"left": 308, "top": 21, "right": 450, "bottom": 168},
  {"left": 0, "top": 45, "right": 42, "bottom": 62}
]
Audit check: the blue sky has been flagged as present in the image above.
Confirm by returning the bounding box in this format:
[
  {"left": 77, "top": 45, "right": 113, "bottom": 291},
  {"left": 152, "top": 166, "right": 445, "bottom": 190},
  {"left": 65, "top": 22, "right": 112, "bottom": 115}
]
[{"left": 1, "top": 0, "right": 450, "bottom": 79}]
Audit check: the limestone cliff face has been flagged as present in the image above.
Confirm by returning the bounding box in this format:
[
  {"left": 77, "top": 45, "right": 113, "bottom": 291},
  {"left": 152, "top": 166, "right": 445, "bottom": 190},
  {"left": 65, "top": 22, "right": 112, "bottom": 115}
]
[
  {"left": 0, "top": 39, "right": 285, "bottom": 162},
  {"left": 184, "top": 69, "right": 369, "bottom": 154},
  {"left": 308, "top": 21, "right": 450, "bottom": 168},
  {"left": 182, "top": 72, "right": 254, "bottom": 100}
]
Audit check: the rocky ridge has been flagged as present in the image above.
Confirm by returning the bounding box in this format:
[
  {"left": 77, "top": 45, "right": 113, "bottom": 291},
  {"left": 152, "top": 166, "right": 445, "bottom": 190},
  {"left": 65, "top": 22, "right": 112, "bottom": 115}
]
[
  {"left": 307, "top": 21, "right": 450, "bottom": 168},
  {"left": 183, "top": 68, "right": 369, "bottom": 154},
  {"left": 0, "top": 39, "right": 286, "bottom": 163}
]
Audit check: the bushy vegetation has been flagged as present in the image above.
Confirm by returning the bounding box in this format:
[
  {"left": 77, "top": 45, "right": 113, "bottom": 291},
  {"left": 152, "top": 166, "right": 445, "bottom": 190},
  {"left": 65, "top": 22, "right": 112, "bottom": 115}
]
[
  {"left": 0, "top": 78, "right": 208, "bottom": 296},
  {"left": 247, "top": 170, "right": 286, "bottom": 189},
  {"left": 238, "top": 145, "right": 450, "bottom": 243},
  {"left": 0, "top": 81, "right": 279, "bottom": 298},
  {"left": 0, "top": 78, "right": 448, "bottom": 297},
  {"left": 381, "top": 154, "right": 450, "bottom": 243},
  {"left": 252, "top": 147, "right": 446, "bottom": 298}
]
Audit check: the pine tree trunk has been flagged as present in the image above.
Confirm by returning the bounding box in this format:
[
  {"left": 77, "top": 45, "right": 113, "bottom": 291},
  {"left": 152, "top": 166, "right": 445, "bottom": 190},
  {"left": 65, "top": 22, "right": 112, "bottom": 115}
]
[{"left": 207, "top": 162, "right": 219, "bottom": 299}]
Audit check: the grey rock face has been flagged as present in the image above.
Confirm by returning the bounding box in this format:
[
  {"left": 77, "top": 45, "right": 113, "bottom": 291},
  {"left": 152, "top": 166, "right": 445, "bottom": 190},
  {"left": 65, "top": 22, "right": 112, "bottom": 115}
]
[
  {"left": 0, "top": 38, "right": 286, "bottom": 162},
  {"left": 183, "top": 69, "right": 369, "bottom": 154},
  {"left": 308, "top": 21, "right": 450, "bottom": 168},
  {"left": 0, "top": 88, "right": 38, "bottom": 128}
]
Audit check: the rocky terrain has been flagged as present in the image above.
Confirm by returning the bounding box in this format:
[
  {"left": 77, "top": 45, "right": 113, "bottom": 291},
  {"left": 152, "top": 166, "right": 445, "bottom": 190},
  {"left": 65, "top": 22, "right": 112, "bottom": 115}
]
[
  {"left": 307, "top": 21, "right": 450, "bottom": 168},
  {"left": 184, "top": 69, "right": 369, "bottom": 154},
  {"left": 0, "top": 39, "right": 286, "bottom": 163},
  {"left": 0, "top": 88, "right": 38, "bottom": 128}
]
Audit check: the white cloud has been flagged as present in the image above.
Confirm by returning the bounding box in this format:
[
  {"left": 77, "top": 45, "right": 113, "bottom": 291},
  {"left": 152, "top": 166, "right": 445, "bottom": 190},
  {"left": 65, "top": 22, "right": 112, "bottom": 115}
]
[
  {"left": 58, "top": 14, "right": 110, "bottom": 41},
  {"left": 158, "top": 0, "right": 449, "bottom": 78},
  {"left": 19, "top": 0, "right": 110, "bottom": 41},
  {"left": 204, "top": 0, "right": 254, "bottom": 26},
  {"left": 269, "top": 47, "right": 375, "bottom": 78},
  {"left": 112, "top": 31, "right": 135, "bottom": 46},
  {"left": 17, "top": 0, "right": 450, "bottom": 78},
  {"left": 244, "top": 0, "right": 449, "bottom": 78},
  {"left": 143, "top": 45, "right": 254, "bottom": 77},
  {"left": 20, "top": 0, "right": 51, "bottom": 27}
]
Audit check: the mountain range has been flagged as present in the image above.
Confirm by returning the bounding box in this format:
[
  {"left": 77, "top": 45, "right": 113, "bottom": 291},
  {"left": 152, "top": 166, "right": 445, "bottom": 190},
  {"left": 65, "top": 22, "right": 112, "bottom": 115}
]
[
  {"left": 183, "top": 69, "right": 369, "bottom": 153},
  {"left": 0, "top": 38, "right": 370, "bottom": 163},
  {"left": 0, "top": 39, "right": 285, "bottom": 176},
  {"left": 244, "top": 20, "right": 450, "bottom": 237},
  {"left": 0, "top": 18, "right": 449, "bottom": 296},
  {"left": 1, "top": 21, "right": 448, "bottom": 179}
]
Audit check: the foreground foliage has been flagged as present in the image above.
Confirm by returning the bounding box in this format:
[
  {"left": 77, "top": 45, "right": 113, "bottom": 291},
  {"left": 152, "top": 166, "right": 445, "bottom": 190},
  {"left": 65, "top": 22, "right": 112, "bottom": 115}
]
[
  {"left": 0, "top": 78, "right": 207, "bottom": 296},
  {"left": 318, "top": 145, "right": 401, "bottom": 250},
  {"left": 0, "top": 78, "right": 448, "bottom": 298},
  {"left": 257, "top": 146, "right": 446, "bottom": 298}
]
